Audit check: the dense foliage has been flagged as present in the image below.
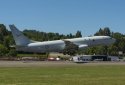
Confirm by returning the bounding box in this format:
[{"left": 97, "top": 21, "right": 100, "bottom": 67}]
[
  {"left": 63, "top": 40, "right": 78, "bottom": 56},
  {"left": 0, "top": 24, "right": 125, "bottom": 57}
]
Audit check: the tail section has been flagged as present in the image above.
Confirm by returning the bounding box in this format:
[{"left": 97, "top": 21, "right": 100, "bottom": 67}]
[{"left": 9, "top": 25, "right": 31, "bottom": 46}]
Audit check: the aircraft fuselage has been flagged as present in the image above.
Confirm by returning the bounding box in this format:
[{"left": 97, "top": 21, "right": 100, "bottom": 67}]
[{"left": 16, "top": 36, "right": 115, "bottom": 53}]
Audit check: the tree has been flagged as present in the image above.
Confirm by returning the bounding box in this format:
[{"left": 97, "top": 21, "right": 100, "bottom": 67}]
[
  {"left": 75, "top": 31, "right": 82, "bottom": 38},
  {"left": 103, "top": 27, "right": 111, "bottom": 36},
  {"left": 0, "top": 44, "right": 8, "bottom": 56},
  {"left": 3, "top": 36, "right": 10, "bottom": 49},
  {"left": 84, "top": 47, "right": 97, "bottom": 55},
  {"left": 0, "top": 34, "right": 4, "bottom": 44},
  {"left": 95, "top": 46, "right": 108, "bottom": 55},
  {"left": 0, "top": 24, "right": 9, "bottom": 44},
  {"left": 94, "top": 27, "right": 111, "bottom": 36},
  {"left": 95, "top": 28, "right": 103, "bottom": 36},
  {"left": 63, "top": 41, "right": 78, "bottom": 56},
  {"left": 0, "top": 24, "right": 8, "bottom": 36},
  {"left": 108, "top": 45, "right": 119, "bottom": 56},
  {"left": 7, "top": 49, "right": 17, "bottom": 57}
]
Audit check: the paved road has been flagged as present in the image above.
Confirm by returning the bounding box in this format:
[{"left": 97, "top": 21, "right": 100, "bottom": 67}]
[{"left": 0, "top": 61, "right": 125, "bottom": 67}]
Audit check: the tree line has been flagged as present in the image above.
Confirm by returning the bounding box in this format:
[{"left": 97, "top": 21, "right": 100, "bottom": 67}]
[{"left": 0, "top": 24, "right": 125, "bottom": 57}]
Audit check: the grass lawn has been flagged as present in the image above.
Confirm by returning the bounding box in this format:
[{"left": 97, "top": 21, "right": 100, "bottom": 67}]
[{"left": 0, "top": 65, "right": 125, "bottom": 85}]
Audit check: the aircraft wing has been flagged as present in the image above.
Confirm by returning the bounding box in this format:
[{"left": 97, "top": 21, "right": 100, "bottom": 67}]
[{"left": 62, "top": 39, "right": 88, "bottom": 49}]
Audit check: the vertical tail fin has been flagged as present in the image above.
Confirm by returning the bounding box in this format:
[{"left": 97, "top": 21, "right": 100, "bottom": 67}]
[{"left": 9, "top": 25, "right": 31, "bottom": 46}]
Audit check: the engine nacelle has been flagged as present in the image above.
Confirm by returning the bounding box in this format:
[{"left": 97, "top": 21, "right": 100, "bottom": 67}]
[{"left": 78, "top": 44, "right": 88, "bottom": 49}]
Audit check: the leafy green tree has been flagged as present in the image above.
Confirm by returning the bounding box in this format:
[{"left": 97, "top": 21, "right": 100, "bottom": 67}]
[
  {"left": 7, "top": 49, "right": 17, "bottom": 57},
  {"left": 108, "top": 45, "right": 119, "bottom": 56},
  {"left": 63, "top": 41, "right": 78, "bottom": 56},
  {"left": 0, "top": 44, "right": 8, "bottom": 56},
  {"left": 3, "top": 36, "right": 10, "bottom": 49},
  {"left": 96, "top": 46, "right": 108, "bottom": 55},
  {"left": 103, "top": 27, "right": 111, "bottom": 36},
  {"left": 0, "top": 34, "right": 4, "bottom": 44},
  {"left": 118, "top": 41, "right": 125, "bottom": 51},
  {"left": 84, "top": 47, "right": 97, "bottom": 55},
  {"left": 95, "top": 28, "right": 103, "bottom": 36},
  {"left": 0, "top": 24, "right": 9, "bottom": 44},
  {"left": 94, "top": 27, "right": 111, "bottom": 36},
  {"left": 0, "top": 24, "right": 8, "bottom": 36},
  {"left": 75, "top": 30, "right": 82, "bottom": 38}
]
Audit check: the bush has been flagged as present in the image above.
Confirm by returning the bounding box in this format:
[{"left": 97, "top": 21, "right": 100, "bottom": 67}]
[
  {"left": 7, "top": 49, "right": 17, "bottom": 57},
  {"left": 0, "top": 44, "right": 8, "bottom": 56}
]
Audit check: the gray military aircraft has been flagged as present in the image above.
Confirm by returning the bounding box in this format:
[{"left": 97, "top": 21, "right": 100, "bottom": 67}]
[{"left": 9, "top": 25, "right": 115, "bottom": 53}]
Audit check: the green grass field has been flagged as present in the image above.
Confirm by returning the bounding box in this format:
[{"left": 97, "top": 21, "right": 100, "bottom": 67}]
[{"left": 0, "top": 65, "right": 125, "bottom": 85}]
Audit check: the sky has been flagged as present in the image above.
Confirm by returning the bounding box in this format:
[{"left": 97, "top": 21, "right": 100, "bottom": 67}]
[{"left": 0, "top": 0, "right": 125, "bottom": 36}]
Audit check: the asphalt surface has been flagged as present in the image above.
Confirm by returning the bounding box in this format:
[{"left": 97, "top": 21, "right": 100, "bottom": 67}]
[{"left": 0, "top": 61, "right": 125, "bottom": 67}]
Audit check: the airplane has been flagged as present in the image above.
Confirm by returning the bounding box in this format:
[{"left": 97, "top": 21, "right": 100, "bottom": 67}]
[{"left": 9, "top": 25, "right": 116, "bottom": 53}]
